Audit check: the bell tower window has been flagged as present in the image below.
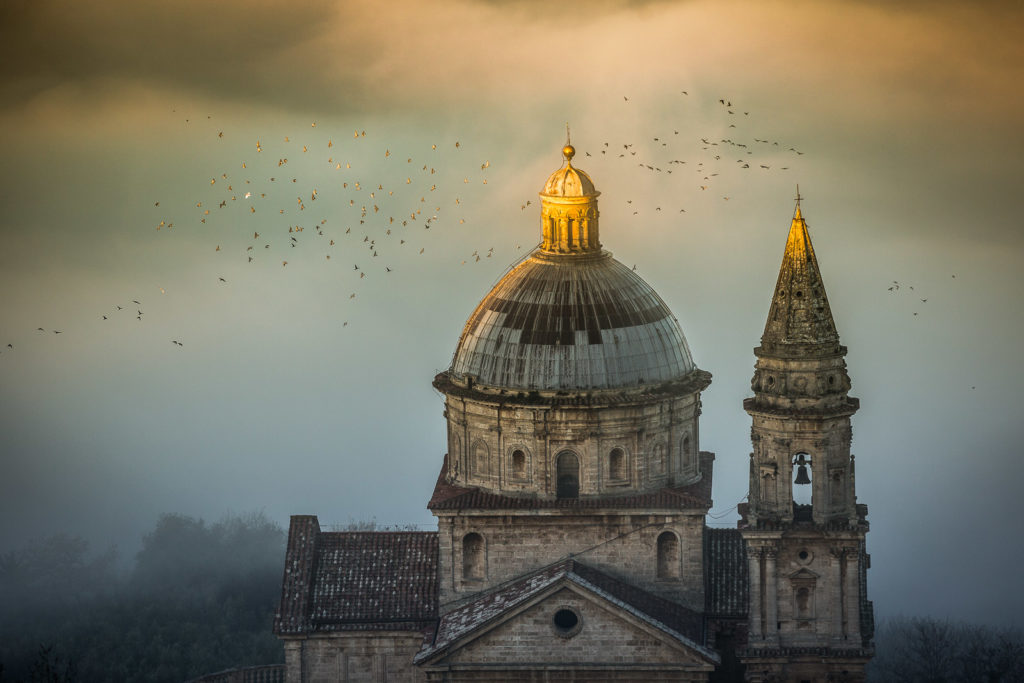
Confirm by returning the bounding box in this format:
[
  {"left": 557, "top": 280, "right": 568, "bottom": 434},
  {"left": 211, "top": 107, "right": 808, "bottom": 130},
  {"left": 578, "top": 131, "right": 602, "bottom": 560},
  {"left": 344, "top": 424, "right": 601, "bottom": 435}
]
[
  {"left": 556, "top": 451, "right": 579, "bottom": 499},
  {"left": 793, "top": 453, "right": 812, "bottom": 501},
  {"left": 793, "top": 453, "right": 812, "bottom": 522}
]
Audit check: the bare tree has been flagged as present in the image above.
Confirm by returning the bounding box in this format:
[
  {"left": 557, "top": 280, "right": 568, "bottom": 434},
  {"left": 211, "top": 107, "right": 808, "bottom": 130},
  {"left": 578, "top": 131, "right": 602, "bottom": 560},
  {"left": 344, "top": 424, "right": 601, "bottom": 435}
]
[{"left": 869, "top": 616, "right": 1024, "bottom": 683}]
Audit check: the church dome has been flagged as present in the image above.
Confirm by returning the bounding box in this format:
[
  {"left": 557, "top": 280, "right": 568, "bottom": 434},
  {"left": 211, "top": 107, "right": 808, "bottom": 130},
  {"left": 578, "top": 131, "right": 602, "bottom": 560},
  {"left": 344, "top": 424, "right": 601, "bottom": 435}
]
[
  {"left": 446, "top": 141, "right": 696, "bottom": 392},
  {"left": 449, "top": 251, "right": 695, "bottom": 390}
]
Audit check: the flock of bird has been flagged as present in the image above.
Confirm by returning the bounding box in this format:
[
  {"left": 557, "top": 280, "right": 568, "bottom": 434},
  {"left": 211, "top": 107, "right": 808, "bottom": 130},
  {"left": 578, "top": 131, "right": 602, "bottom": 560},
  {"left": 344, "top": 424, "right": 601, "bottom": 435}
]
[
  {"left": 565, "top": 93, "right": 806, "bottom": 214},
  {"left": 0, "top": 88, "right": 948, "bottom": 356},
  {"left": 887, "top": 275, "right": 958, "bottom": 319}
]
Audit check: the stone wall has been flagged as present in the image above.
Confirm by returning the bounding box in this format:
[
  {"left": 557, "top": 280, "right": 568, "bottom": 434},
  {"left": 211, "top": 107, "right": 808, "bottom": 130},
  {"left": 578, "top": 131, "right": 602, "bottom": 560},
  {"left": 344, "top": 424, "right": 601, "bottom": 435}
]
[
  {"left": 436, "top": 511, "right": 706, "bottom": 611},
  {"left": 283, "top": 633, "right": 426, "bottom": 683}
]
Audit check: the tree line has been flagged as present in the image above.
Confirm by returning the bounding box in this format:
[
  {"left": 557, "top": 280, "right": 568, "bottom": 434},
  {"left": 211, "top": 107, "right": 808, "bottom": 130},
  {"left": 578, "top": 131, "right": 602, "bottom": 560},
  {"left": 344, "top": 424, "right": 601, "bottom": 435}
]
[
  {"left": 0, "top": 512, "right": 285, "bottom": 682},
  {"left": 867, "top": 615, "right": 1024, "bottom": 682}
]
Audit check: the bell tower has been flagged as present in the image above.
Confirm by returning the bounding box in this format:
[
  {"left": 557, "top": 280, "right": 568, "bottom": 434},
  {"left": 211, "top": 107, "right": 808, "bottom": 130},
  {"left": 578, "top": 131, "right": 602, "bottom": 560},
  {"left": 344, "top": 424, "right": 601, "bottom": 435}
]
[{"left": 738, "top": 192, "right": 873, "bottom": 682}]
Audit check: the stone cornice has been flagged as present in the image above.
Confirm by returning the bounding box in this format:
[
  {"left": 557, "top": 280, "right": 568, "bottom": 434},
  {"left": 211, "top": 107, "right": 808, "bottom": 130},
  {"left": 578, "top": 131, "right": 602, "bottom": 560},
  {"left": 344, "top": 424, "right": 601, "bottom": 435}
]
[{"left": 435, "top": 369, "right": 712, "bottom": 408}]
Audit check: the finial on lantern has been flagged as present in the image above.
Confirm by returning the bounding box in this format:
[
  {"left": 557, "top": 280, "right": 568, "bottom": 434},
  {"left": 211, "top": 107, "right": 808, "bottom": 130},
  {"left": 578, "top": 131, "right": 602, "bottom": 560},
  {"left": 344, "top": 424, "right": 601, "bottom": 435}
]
[{"left": 562, "top": 122, "right": 575, "bottom": 165}]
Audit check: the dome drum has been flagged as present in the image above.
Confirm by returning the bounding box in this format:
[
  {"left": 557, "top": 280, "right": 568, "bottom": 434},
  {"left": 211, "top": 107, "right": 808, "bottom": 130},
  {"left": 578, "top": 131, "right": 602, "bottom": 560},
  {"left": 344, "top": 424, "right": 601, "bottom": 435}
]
[{"left": 441, "top": 388, "right": 706, "bottom": 497}]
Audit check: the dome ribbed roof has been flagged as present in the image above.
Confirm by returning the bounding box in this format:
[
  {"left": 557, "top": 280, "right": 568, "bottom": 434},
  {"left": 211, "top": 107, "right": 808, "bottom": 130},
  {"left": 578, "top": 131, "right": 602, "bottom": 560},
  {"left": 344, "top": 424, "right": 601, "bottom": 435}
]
[
  {"left": 542, "top": 164, "right": 597, "bottom": 198},
  {"left": 449, "top": 250, "right": 695, "bottom": 391},
  {"left": 540, "top": 143, "right": 598, "bottom": 199}
]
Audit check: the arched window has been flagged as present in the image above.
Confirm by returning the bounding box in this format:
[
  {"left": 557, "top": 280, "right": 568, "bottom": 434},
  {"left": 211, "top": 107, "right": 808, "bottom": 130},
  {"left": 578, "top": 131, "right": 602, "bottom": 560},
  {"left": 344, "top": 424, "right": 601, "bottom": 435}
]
[
  {"left": 511, "top": 449, "right": 527, "bottom": 480},
  {"left": 609, "top": 448, "right": 625, "bottom": 482},
  {"left": 657, "top": 531, "right": 680, "bottom": 579},
  {"left": 472, "top": 441, "right": 490, "bottom": 479},
  {"left": 681, "top": 435, "right": 692, "bottom": 473},
  {"left": 462, "top": 533, "right": 484, "bottom": 580},
  {"left": 556, "top": 451, "right": 579, "bottom": 499}
]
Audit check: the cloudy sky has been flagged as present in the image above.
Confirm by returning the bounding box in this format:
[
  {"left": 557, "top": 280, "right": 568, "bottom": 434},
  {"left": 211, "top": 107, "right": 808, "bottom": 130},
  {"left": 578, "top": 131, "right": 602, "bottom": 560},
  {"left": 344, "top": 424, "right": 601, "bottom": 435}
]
[{"left": 1, "top": 0, "right": 1022, "bottom": 626}]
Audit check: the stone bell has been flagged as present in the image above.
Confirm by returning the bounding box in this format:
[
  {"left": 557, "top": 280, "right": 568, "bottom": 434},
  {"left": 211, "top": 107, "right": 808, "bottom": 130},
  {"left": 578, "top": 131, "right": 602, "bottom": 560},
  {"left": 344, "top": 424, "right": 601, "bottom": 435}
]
[{"left": 794, "top": 454, "right": 811, "bottom": 485}]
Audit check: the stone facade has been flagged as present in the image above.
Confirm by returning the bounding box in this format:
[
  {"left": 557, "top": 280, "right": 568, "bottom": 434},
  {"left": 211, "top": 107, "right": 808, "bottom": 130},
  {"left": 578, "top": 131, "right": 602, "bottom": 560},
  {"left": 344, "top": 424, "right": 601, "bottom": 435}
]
[{"left": 436, "top": 508, "right": 707, "bottom": 610}]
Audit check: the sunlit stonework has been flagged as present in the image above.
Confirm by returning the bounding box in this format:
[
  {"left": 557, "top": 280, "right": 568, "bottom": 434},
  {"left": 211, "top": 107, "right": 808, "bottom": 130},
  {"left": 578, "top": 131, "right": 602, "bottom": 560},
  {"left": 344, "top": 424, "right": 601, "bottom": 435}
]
[{"left": 274, "top": 144, "right": 873, "bottom": 683}]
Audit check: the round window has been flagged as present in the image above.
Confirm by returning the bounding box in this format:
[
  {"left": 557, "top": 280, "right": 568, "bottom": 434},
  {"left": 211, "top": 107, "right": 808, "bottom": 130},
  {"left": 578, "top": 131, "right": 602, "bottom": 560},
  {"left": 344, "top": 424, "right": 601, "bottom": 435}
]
[{"left": 552, "top": 607, "right": 582, "bottom": 637}]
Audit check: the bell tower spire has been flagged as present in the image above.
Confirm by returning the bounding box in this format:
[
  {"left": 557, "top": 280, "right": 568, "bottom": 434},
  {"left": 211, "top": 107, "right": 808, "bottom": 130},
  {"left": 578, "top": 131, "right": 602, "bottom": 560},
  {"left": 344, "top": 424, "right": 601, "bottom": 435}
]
[{"left": 759, "top": 186, "right": 840, "bottom": 355}]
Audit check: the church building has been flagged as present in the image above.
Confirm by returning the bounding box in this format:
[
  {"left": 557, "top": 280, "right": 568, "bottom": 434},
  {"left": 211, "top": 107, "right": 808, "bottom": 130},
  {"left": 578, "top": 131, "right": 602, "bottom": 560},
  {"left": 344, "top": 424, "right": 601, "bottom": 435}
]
[{"left": 273, "top": 142, "right": 874, "bottom": 682}]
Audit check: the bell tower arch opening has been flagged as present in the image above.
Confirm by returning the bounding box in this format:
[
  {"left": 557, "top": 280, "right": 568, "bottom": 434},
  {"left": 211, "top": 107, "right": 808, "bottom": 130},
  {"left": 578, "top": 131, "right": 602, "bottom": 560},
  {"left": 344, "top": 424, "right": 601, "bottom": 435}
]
[{"left": 792, "top": 452, "right": 812, "bottom": 506}]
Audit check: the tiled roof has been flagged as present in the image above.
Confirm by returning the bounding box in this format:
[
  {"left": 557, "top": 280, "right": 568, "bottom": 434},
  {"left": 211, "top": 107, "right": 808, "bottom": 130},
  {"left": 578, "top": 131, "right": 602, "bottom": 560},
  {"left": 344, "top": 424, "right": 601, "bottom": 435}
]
[
  {"left": 275, "top": 516, "right": 321, "bottom": 635},
  {"left": 428, "top": 452, "right": 715, "bottom": 512},
  {"left": 274, "top": 516, "right": 438, "bottom": 635},
  {"left": 571, "top": 562, "right": 705, "bottom": 642},
  {"left": 704, "top": 528, "right": 748, "bottom": 617},
  {"left": 415, "top": 559, "right": 718, "bottom": 664}
]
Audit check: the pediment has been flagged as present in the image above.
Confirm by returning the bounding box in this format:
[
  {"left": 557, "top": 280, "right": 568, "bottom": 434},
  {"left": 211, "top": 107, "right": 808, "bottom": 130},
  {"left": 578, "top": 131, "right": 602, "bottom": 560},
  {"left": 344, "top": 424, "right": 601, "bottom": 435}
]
[
  {"left": 416, "top": 570, "right": 717, "bottom": 672},
  {"left": 788, "top": 567, "right": 820, "bottom": 581}
]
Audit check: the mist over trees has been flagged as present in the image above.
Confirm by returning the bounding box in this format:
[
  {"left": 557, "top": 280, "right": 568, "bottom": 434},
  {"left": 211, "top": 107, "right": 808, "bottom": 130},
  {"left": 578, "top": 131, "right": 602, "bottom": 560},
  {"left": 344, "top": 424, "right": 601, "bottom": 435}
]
[
  {"left": 867, "top": 616, "right": 1024, "bottom": 682},
  {"left": 0, "top": 512, "right": 284, "bottom": 682}
]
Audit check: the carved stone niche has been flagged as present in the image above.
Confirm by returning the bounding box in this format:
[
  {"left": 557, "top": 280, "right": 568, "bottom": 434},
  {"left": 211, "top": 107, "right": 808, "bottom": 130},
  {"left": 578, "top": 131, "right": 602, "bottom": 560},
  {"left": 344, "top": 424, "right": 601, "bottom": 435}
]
[{"left": 789, "top": 568, "right": 819, "bottom": 629}]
